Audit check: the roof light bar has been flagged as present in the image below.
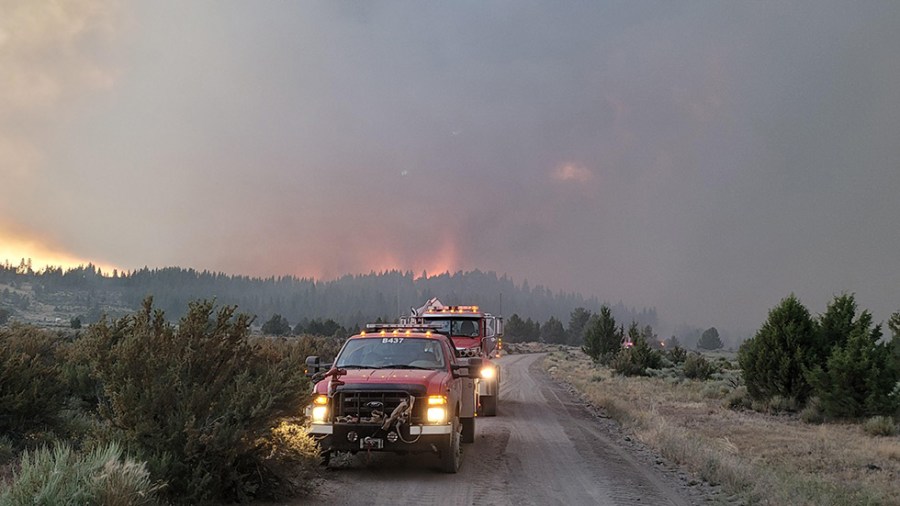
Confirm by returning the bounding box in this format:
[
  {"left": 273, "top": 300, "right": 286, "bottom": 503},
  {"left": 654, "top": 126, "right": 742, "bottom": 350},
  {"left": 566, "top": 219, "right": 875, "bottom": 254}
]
[
  {"left": 424, "top": 305, "right": 481, "bottom": 314},
  {"left": 365, "top": 323, "right": 445, "bottom": 332}
]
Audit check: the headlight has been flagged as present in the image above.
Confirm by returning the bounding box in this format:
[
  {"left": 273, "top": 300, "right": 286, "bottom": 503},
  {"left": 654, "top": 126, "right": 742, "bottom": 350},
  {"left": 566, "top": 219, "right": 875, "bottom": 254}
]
[
  {"left": 311, "top": 395, "right": 329, "bottom": 423},
  {"left": 427, "top": 407, "right": 447, "bottom": 423},
  {"left": 426, "top": 395, "right": 447, "bottom": 423},
  {"left": 481, "top": 366, "right": 495, "bottom": 379}
]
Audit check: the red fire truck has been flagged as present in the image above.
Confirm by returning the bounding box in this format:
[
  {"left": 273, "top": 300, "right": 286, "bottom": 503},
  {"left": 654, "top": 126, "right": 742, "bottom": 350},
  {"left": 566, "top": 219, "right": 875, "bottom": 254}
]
[
  {"left": 402, "top": 298, "right": 503, "bottom": 416},
  {"left": 305, "top": 324, "right": 482, "bottom": 472}
]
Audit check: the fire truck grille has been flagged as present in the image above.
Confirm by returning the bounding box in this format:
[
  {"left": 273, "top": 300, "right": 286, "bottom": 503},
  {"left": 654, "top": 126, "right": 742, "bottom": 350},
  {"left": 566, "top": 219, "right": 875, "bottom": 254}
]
[{"left": 335, "top": 391, "right": 425, "bottom": 424}]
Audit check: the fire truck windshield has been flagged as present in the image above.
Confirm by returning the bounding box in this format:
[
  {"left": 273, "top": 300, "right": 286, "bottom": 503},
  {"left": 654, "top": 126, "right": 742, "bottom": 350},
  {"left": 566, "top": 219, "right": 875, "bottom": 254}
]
[
  {"left": 424, "top": 318, "right": 480, "bottom": 338},
  {"left": 335, "top": 338, "right": 446, "bottom": 370}
]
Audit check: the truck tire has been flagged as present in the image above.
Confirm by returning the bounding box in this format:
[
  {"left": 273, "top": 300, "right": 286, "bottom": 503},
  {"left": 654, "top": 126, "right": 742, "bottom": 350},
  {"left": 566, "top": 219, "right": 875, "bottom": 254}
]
[
  {"left": 317, "top": 436, "right": 333, "bottom": 467},
  {"left": 461, "top": 417, "right": 475, "bottom": 443},
  {"left": 480, "top": 395, "right": 497, "bottom": 417},
  {"left": 439, "top": 417, "right": 461, "bottom": 473}
]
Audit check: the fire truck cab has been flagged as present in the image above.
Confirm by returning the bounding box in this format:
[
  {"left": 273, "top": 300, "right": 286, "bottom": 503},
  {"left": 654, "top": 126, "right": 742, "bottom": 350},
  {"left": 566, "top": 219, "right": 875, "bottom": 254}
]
[
  {"left": 305, "top": 324, "right": 482, "bottom": 473},
  {"left": 402, "top": 298, "right": 503, "bottom": 416}
]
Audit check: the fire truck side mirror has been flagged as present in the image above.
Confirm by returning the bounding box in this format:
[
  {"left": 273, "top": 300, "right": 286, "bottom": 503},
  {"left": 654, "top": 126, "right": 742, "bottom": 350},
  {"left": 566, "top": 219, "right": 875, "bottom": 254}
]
[
  {"left": 305, "top": 356, "right": 320, "bottom": 377},
  {"left": 451, "top": 357, "right": 483, "bottom": 378},
  {"left": 485, "top": 316, "right": 504, "bottom": 338}
]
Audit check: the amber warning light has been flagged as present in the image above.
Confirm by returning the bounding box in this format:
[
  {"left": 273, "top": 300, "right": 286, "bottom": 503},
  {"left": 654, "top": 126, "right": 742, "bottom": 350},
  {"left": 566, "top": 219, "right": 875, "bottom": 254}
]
[{"left": 426, "top": 305, "right": 480, "bottom": 314}]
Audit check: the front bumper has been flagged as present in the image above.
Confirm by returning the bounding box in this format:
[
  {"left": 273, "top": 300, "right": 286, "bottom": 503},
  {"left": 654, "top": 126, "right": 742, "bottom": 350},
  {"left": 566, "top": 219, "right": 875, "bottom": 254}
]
[{"left": 310, "top": 423, "right": 452, "bottom": 453}]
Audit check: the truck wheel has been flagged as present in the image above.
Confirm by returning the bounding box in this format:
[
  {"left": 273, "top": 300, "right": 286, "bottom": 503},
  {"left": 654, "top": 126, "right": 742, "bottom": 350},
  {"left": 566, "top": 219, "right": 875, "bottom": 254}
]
[
  {"left": 439, "top": 417, "right": 461, "bottom": 473},
  {"left": 481, "top": 395, "right": 497, "bottom": 417},
  {"left": 461, "top": 417, "right": 475, "bottom": 444},
  {"left": 317, "top": 436, "right": 333, "bottom": 467}
]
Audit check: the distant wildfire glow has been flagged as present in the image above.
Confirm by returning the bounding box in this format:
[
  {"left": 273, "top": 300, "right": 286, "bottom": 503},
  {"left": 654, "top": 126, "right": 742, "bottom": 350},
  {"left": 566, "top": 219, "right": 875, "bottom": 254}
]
[
  {"left": 419, "top": 233, "right": 460, "bottom": 277},
  {"left": 304, "top": 231, "right": 462, "bottom": 281},
  {"left": 0, "top": 231, "right": 120, "bottom": 274}
]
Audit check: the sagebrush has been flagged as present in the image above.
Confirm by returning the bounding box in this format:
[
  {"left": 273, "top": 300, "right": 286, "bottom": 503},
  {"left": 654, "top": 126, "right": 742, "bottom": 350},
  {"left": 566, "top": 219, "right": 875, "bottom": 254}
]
[
  {"left": 0, "top": 442, "right": 160, "bottom": 506},
  {"left": 81, "top": 298, "right": 317, "bottom": 503},
  {"left": 0, "top": 324, "right": 67, "bottom": 440},
  {"left": 683, "top": 353, "right": 714, "bottom": 380},
  {"left": 610, "top": 324, "right": 662, "bottom": 376}
]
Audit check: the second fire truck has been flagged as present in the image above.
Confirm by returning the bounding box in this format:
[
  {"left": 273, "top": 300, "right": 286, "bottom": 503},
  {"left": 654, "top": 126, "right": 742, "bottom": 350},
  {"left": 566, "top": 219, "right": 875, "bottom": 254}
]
[{"left": 402, "top": 298, "right": 503, "bottom": 416}]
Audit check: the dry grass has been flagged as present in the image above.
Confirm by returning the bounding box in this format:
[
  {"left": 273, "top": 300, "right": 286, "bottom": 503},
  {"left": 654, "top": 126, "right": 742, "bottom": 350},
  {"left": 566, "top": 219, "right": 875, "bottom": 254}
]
[{"left": 544, "top": 349, "right": 900, "bottom": 506}]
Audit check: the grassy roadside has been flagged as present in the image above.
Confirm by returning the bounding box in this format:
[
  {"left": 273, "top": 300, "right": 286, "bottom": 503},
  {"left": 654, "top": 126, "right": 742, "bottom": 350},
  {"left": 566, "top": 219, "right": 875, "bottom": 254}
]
[{"left": 541, "top": 348, "right": 900, "bottom": 506}]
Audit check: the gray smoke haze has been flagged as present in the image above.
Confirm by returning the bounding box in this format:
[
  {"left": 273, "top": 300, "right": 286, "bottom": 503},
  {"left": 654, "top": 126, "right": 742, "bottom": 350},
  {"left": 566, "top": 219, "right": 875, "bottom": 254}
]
[{"left": 3, "top": 1, "right": 899, "bottom": 335}]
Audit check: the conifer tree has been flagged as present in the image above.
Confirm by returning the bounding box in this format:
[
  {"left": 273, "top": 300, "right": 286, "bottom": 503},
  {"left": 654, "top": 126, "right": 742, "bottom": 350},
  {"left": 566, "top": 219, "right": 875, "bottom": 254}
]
[
  {"left": 806, "top": 295, "right": 898, "bottom": 417},
  {"left": 739, "top": 294, "right": 817, "bottom": 403},
  {"left": 583, "top": 305, "right": 621, "bottom": 363},
  {"left": 262, "top": 313, "right": 291, "bottom": 336},
  {"left": 567, "top": 307, "right": 592, "bottom": 345},
  {"left": 697, "top": 327, "right": 723, "bottom": 350}
]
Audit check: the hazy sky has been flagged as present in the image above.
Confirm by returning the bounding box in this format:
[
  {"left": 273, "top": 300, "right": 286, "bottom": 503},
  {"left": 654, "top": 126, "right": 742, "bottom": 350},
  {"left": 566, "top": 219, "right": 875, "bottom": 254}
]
[{"left": 2, "top": 1, "right": 899, "bottom": 334}]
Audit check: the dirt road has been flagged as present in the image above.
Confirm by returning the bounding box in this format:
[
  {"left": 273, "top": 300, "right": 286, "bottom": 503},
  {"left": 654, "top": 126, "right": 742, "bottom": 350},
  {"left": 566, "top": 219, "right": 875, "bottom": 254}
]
[{"left": 293, "top": 353, "right": 710, "bottom": 506}]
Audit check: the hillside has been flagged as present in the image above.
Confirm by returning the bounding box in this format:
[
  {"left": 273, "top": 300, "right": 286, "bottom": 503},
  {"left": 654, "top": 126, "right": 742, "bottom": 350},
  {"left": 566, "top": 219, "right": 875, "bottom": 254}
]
[{"left": 0, "top": 263, "right": 658, "bottom": 332}]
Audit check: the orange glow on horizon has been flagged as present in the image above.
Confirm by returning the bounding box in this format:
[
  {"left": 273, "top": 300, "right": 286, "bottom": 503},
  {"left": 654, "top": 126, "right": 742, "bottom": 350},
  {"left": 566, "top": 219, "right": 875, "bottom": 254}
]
[
  {"left": 298, "top": 230, "right": 462, "bottom": 282},
  {"left": 2, "top": 226, "right": 461, "bottom": 282},
  {"left": 417, "top": 232, "right": 459, "bottom": 278},
  {"left": 0, "top": 232, "right": 121, "bottom": 274}
]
